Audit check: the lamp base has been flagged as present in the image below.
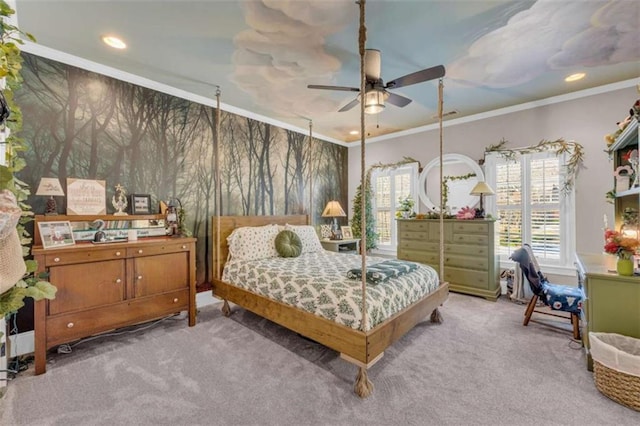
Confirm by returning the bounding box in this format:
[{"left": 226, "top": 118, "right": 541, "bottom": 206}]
[
  {"left": 474, "top": 208, "right": 485, "bottom": 219},
  {"left": 44, "top": 197, "right": 59, "bottom": 215}
]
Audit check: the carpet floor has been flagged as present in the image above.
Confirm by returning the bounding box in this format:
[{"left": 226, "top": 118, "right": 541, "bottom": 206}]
[{"left": 1, "top": 292, "right": 638, "bottom": 425}]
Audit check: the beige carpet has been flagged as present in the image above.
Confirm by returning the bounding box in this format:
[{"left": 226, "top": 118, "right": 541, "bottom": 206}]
[{"left": 2, "top": 292, "right": 638, "bottom": 425}]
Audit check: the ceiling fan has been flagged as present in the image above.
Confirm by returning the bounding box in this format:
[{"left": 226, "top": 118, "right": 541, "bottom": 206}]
[{"left": 308, "top": 49, "right": 445, "bottom": 114}]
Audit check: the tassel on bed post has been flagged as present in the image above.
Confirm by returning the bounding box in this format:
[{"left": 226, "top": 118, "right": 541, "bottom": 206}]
[
  {"left": 221, "top": 300, "right": 231, "bottom": 317},
  {"left": 430, "top": 308, "right": 443, "bottom": 324},
  {"left": 354, "top": 367, "right": 374, "bottom": 398}
]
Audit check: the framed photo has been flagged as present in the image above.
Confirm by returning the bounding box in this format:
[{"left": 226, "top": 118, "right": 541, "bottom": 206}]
[
  {"left": 341, "top": 226, "right": 353, "bottom": 239},
  {"left": 38, "top": 221, "right": 75, "bottom": 249},
  {"left": 320, "top": 224, "right": 332, "bottom": 240},
  {"left": 130, "top": 194, "right": 152, "bottom": 215}
]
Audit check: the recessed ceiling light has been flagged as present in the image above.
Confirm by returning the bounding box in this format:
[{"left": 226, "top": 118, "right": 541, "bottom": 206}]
[
  {"left": 349, "top": 130, "right": 359, "bottom": 135},
  {"left": 102, "top": 35, "right": 127, "bottom": 49},
  {"left": 565, "top": 72, "right": 585, "bottom": 82}
]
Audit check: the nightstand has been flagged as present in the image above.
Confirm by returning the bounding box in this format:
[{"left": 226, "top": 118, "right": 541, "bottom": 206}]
[{"left": 320, "top": 238, "right": 360, "bottom": 254}]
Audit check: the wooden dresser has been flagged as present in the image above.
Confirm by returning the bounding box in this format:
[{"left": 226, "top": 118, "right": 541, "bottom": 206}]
[
  {"left": 575, "top": 253, "right": 640, "bottom": 370},
  {"left": 32, "top": 230, "right": 197, "bottom": 374},
  {"left": 397, "top": 219, "right": 500, "bottom": 300}
]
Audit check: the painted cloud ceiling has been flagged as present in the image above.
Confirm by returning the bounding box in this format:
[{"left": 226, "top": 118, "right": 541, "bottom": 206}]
[{"left": 14, "top": 0, "right": 640, "bottom": 142}]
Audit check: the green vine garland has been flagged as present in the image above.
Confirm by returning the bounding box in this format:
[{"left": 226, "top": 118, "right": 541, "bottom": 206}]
[
  {"left": 442, "top": 172, "right": 476, "bottom": 211},
  {"left": 485, "top": 138, "right": 584, "bottom": 193},
  {"left": 0, "top": 2, "right": 56, "bottom": 318}
]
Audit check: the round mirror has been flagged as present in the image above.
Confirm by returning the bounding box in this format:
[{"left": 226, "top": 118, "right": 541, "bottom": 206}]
[{"left": 418, "top": 154, "right": 484, "bottom": 213}]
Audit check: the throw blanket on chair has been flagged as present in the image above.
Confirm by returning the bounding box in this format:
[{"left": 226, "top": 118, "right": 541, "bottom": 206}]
[{"left": 347, "top": 259, "right": 418, "bottom": 285}]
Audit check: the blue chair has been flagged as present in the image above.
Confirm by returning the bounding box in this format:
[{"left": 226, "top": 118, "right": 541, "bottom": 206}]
[{"left": 510, "top": 244, "right": 583, "bottom": 339}]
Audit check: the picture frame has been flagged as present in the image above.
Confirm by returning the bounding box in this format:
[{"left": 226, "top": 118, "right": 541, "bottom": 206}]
[
  {"left": 341, "top": 226, "right": 353, "bottom": 239},
  {"left": 38, "top": 221, "right": 75, "bottom": 249},
  {"left": 130, "top": 194, "right": 152, "bottom": 215},
  {"left": 320, "top": 224, "right": 332, "bottom": 240},
  {"left": 66, "top": 178, "right": 106, "bottom": 215}
]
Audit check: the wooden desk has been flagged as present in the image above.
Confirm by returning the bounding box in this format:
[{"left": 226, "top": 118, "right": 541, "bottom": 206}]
[{"left": 575, "top": 253, "right": 640, "bottom": 370}]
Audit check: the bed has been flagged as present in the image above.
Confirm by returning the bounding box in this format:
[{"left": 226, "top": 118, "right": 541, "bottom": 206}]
[{"left": 212, "top": 214, "right": 449, "bottom": 397}]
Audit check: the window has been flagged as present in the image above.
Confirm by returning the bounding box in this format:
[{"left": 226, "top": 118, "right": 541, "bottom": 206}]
[
  {"left": 371, "top": 163, "right": 418, "bottom": 253},
  {"left": 484, "top": 151, "right": 575, "bottom": 273}
]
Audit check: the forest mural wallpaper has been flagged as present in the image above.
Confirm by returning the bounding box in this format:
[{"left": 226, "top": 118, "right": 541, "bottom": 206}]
[{"left": 16, "top": 53, "right": 348, "bottom": 286}]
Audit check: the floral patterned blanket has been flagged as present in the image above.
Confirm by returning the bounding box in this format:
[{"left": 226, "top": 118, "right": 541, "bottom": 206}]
[{"left": 222, "top": 251, "right": 439, "bottom": 331}]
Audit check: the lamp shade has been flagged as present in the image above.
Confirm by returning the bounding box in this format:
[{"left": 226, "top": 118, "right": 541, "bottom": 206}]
[
  {"left": 470, "top": 181, "right": 495, "bottom": 196},
  {"left": 364, "top": 90, "right": 385, "bottom": 114},
  {"left": 35, "top": 177, "right": 65, "bottom": 197},
  {"left": 322, "top": 200, "right": 346, "bottom": 217}
]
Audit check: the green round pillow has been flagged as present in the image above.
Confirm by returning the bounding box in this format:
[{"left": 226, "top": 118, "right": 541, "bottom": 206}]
[{"left": 275, "top": 230, "right": 302, "bottom": 258}]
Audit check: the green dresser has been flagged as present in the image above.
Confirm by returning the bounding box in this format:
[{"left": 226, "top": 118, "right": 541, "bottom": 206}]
[
  {"left": 397, "top": 219, "right": 500, "bottom": 301},
  {"left": 575, "top": 253, "right": 640, "bottom": 370}
]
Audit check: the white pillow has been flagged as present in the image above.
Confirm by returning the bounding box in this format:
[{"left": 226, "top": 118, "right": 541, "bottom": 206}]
[
  {"left": 227, "top": 224, "right": 279, "bottom": 261},
  {"left": 284, "top": 224, "right": 323, "bottom": 253}
]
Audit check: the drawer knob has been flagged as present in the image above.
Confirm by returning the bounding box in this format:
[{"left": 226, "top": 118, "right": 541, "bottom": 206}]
[
  {"left": 173, "top": 298, "right": 179, "bottom": 303},
  {"left": 137, "top": 275, "right": 143, "bottom": 280},
  {"left": 54, "top": 257, "right": 60, "bottom": 263},
  {"left": 115, "top": 251, "right": 121, "bottom": 256},
  {"left": 67, "top": 322, "right": 74, "bottom": 328},
  {"left": 115, "top": 278, "right": 122, "bottom": 284},
  {"left": 138, "top": 249, "right": 143, "bottom": 254},
  {"left": 182, "top": 245, "right": 186, "bottom": 249}
]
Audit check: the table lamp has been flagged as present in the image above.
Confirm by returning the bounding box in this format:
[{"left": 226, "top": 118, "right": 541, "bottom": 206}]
[
  {"left": 36, "top": 177, "right": 65, "bottom": 215},
  {"left": 470, "top": 181, "right": 495, "bottom": 218},
  {"left": 322, "top": 200, "right": 346, "bottom": 240}
]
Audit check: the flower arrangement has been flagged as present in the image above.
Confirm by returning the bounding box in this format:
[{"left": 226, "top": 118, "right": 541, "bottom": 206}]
[
  {"left": 456, "top": 206, "right": 476, "bottom": 220},
  {"left": 396, "top": 195, "right": 415, "bottom": 218},
  {"left": 603, "top": 228, "right": 640, "bottom": 259}
]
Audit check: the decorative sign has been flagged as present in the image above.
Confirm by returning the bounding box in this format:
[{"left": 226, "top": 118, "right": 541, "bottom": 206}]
[{"left": 66, "top": 178, "right": 106, "bottom": 215}]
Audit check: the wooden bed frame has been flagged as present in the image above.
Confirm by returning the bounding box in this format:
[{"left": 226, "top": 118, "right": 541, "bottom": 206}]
[{"left": 212, "top": 215, "right": 449, "bottom": 397}]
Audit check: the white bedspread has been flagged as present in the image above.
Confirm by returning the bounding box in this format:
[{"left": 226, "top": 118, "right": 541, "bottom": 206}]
[{"left": 222, "top": 251, "right": 439, "bottom": 331}]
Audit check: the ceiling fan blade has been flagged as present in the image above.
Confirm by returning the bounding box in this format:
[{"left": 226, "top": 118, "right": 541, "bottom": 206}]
[
  {"left": 364, "top": 49, "right": 381, "bottom": 81},
  {"left": 385, "top": 65, "right": 446, "bottom": 90},
  {"left": 386, "top": 92, "right": 412, "bottom": 108},
  {"left": 338, "top": 98, "right": 360, "bottom": 112},
  {"left": 307, "top": 84, "right": 359, "bottom": 93}
]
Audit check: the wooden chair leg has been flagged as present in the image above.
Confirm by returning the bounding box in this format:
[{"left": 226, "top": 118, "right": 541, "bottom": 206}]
[
  {"left": 571, "top": 313, "right": 581, "bottom": 340},
  {"left": 523, "top": 294, "right": 538, "bottom": 326}
]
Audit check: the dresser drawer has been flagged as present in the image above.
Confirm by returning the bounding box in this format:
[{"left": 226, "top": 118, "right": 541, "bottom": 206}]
[
  {"left": 46, "top": 289, "right": 189, "bottom": 347},
  {"left": 398, "top": 220, "right": 430, "bottom": 232},
  {"left": 444, "top": 267, "right": 489, "bottom": 289},
  {"left": 398, "top": 240, "right": 439, "bottom": 251},
  {"left": 444, "top": 254, "right": 488, "bottom": 271},
  {"left": 397, "top": 249, "right": 438, "bottom": 265},
  {"left": 398, "top": 230, "right": 428, "bottom": 241},
  {"left": 452, "top": 233, "right": 488, "bottom": 245},
  {"left": 127, "top": 240, "right": 192, "bottom": 257},
  {"left": 446, "top": 244, "right": 488, "bottom": 257},
  {"left": 44, "top": 247, "right": 126, "bottom": 266},
  {"left": 452, "top": 221, "right": 489, "bottom": 234}
]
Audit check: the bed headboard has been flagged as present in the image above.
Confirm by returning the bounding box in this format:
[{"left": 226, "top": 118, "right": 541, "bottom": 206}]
[{"left": 211, "top": 215, "right": 309, "bottom": 280}]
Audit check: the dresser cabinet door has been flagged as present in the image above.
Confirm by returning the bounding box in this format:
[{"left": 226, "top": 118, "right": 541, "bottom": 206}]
[
  {"left": 133, "top": 252, "right": 189, "bottom": 297},
  {"left": 48, "top": 259, "right": 125, "bottom": 315}
]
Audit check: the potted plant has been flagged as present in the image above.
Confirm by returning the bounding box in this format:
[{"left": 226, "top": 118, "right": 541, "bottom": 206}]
[{"left": 396, "top": 195, "right": 415, "bottom": 219}]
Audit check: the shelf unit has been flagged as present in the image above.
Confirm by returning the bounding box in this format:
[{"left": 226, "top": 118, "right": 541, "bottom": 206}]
[{"left": 608, "top": 119, "right": 639, "bottom": 230}]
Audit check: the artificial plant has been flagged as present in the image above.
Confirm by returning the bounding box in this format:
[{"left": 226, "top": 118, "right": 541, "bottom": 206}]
[
  {"left": 351, "top": 181, "right": 378, "bottom": 251},
  {"left": 0, "top": 1, "right": 56, "bottom": 318}
]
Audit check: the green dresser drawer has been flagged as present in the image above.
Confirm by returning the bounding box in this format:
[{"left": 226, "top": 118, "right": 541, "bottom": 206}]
[
  {"left": 444, "top": 254, "right": 488, "bottom": 271},
  {"left": 444, "top": 267, "right": 489, "bottom": 289},
  {"left": 398, "top": 240, "right": 439, "bottom": 251},
  {"left": 452, "top": 221, "right": 489, "bottom": 234},
  {"left": 398, "top": 220, "right": 430, "bottom": 232},
  {"left": 447, "top": 244, "right": 488, "bottom": 256},
  {"left": 452, "top": 233, "right": 488, "bottom": 245},
  {"left": 397, "top": 249, "right": 438, "bottom": 265},
  {"left": 398, "top": 230, "right": 428, "bottom": 241}
]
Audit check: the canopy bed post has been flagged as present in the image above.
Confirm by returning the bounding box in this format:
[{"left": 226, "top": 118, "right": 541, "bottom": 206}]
[
  {"left": 213, "top": 86, "right": 231, "bottom": 317},
  {"left": 431, "top": 78, "right": 445, "bottom": 325},
  {"left": 354, "top": 0, "right": 374, "bottom": 399}
]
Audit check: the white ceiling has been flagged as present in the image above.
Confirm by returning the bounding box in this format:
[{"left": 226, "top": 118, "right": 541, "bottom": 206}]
[{"left": 13, "top": 0, "right": 640, "bottom": 143}]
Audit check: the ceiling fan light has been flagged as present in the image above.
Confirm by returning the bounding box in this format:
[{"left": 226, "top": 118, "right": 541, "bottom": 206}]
[{"left": 364, "top": 90, "right": 385, "bottom": 114}]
